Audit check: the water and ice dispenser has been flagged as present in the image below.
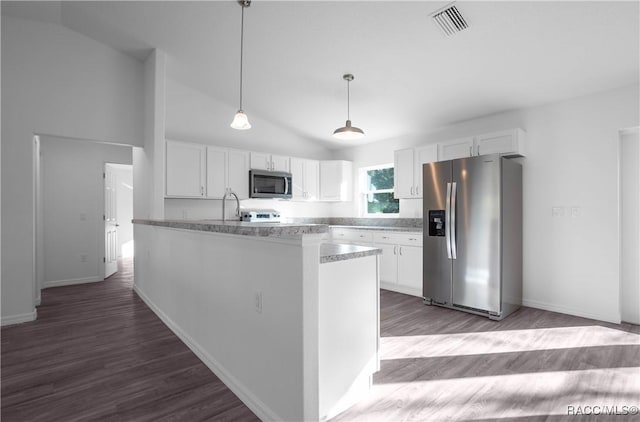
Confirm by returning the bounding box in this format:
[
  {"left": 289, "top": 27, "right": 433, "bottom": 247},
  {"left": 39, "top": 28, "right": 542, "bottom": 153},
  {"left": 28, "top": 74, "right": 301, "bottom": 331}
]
[{"left": 428, "top": 210, "right": 446, "bottom": 237}]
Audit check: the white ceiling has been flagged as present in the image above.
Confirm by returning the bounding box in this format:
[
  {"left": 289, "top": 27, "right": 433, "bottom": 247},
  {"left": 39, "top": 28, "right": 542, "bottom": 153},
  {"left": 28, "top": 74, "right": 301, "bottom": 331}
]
[{"left": 4, "top": 1, "right": 639, "bottom": 149}]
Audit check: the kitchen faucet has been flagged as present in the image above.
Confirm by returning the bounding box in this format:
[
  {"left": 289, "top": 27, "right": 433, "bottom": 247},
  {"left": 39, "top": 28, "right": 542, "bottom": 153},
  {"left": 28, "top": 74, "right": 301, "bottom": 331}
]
[{"left": 222, "top": 189, "right": 240, "bottom": 222}]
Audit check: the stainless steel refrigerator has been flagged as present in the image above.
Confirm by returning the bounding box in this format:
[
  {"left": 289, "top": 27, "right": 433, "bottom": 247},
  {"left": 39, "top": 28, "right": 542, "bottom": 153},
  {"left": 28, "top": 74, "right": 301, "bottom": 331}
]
[{"left": 422, "top": 154, "right": 522, "bottom": 320}]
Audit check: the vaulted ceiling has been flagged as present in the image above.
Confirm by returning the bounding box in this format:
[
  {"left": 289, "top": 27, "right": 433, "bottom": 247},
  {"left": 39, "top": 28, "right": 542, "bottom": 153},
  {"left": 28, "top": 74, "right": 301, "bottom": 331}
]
[{"left": 4, "top": 1, "right": 639, "bottom": 149}]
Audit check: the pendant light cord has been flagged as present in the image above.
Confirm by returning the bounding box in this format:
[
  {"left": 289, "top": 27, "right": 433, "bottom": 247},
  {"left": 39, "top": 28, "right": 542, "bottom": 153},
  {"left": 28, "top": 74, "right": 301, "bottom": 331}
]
[
  {"left": 346, "top": 79, "right": 350, "bottom": 121},
  {"left": 239, "top": 3, "right": 245, "bottom": 110}
]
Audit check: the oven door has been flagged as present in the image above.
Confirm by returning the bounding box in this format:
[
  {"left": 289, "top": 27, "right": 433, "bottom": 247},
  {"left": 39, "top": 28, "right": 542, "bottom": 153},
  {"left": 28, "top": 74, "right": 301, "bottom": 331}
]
[{"left": 250, "top": 170, "right": 292, "bottom": 199}]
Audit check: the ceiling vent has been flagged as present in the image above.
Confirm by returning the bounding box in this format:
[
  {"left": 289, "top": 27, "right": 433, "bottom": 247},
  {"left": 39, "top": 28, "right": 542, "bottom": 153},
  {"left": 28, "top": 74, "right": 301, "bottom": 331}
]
[{"left": 431, "top": 2, "right": 468, "bottom": 36}]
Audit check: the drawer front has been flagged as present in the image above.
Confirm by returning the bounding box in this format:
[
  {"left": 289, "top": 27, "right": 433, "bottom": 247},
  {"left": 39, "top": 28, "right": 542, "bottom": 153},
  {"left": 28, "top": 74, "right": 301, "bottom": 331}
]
[
  {"left": 373, "top": 231, "right": 423, "bottom": 246},
  {"left": 332, "top": 229, "right": 373, "bottom": 243}
]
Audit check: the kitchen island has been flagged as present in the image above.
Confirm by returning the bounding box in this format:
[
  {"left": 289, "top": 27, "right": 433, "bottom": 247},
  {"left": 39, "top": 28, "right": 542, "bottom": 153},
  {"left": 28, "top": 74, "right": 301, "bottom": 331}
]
[{"left": 133, "top": 219, "right": 380, "bottom": 421}]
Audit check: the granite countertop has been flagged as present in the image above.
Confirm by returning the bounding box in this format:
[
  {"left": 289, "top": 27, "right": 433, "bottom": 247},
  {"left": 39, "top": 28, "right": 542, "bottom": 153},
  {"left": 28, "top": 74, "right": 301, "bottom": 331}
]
[
  {"left": 320, "top": 243, "right": 382, "bottom": 264},
  {"left": 133, "top": 219, "right": 329, "bottom": 238},
  {"left": 329, "top": 225, "right": 422, "bottom": 233}
]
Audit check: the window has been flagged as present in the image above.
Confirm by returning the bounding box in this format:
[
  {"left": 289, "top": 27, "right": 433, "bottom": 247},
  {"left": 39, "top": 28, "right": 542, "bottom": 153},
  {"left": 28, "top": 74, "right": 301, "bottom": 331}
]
[{"left": 360, "top": 164, "right": 399, "bottom": 216}]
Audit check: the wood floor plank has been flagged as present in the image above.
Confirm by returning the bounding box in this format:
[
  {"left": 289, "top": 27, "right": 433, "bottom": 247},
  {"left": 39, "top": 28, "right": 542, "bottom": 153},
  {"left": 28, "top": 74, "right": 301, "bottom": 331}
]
[
  {"left": 1, "top": 258, "right": 259, "bottom": 422},
  {"left": 3, "top": 260, "right": 638, "bottom": 421},
  {"left": 331, "top": 290, "right": 640, "bottom": 422}
]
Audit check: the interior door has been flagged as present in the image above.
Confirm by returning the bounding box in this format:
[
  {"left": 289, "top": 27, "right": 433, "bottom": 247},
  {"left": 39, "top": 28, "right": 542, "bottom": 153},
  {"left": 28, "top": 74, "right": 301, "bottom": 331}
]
[
  {"left": 104, "top": 164, "right": 118, "bottom": 278},
  {"left": 451, "top": 155, "right": 501, "bottom": 313},
  {"left": 422, "top": 160, "right": 451, "bottom": 304}
]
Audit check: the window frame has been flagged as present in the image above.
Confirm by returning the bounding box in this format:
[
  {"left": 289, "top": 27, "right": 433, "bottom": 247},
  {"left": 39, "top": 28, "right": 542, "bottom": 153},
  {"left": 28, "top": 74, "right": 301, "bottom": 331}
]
[{"left": 359, "top": 163, "right": 400, "bottom": 218}]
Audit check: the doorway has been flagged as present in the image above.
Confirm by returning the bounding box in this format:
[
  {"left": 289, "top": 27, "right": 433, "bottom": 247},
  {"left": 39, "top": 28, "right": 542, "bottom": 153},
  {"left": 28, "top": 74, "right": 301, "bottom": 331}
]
[
  {"left": 620, "top": 127, "right": 639, "bottom": 324},
  {"left": 34, "top": 135, "right": 133, "bottom": 302},
  {"left": 104, "top": 163, "right": 134, "bottom": 279}
]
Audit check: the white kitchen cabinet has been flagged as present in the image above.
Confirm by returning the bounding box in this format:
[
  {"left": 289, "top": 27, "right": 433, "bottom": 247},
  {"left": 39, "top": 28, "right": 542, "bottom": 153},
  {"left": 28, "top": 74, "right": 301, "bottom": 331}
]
[
  {"left": 475, "top": 128, "right": 526, "bottom": 157},
  {"left": 206, "top": 147, "right": 250, "bottom": 199},
  {"left": 227, "top": 149, "right": 250, "bottom": 199},
  {"left": 372, "top": 231, "right": 423, "bottom": 297},
  {"left": 394, "top": 148, "right": 415, "bottom": 199},
  {"left": 397, "top": 245, "right": 423, "bottom": 293},
  {"left": 438, "top": 136, "right": 475, "bottom": 161},
  {"left": 250, "top": 152, "right": 290, "bottom": 172},
  {"left": 166, "top": 140, "right": 205, "bottom": 198},
  {"left": 206, "top": 146, "right": 227, "bottom": 198},
  {"left": 394, "top": 144, "right": 438, "bottom": 199},
  {"left": 320, "top": 160, "right": 353, "bottom": 202},
  {"left": 291, "top": 157, "right": 319, "bottom": 201},
  {"left": 331, "top": 227, "right": 423, "bottom": 298}
]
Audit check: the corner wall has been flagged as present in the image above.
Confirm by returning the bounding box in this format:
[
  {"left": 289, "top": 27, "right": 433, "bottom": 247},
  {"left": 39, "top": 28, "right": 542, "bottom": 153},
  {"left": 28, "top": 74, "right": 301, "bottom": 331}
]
[
  {"left": 1, "top": 15, "right": 144, "bottom": 324},
  {"left": 335, "top": 84, "right": 640, "bottom": 323}
]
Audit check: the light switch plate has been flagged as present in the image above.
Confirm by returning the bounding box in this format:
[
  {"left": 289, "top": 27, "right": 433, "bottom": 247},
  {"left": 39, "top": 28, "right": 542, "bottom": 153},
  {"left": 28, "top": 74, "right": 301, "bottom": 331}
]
[{"left": 552, "top": 207, "right": 564, "bottom": 217}]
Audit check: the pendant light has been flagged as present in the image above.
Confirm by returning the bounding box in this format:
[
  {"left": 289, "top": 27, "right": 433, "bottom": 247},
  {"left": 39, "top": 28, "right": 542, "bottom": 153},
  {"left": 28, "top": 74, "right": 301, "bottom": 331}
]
[
  {"left": 230, "top": 0, "right": 251, "bottom": 130},
  {"left": 333, "top": 74, "right": 364, "bottom": 140}
]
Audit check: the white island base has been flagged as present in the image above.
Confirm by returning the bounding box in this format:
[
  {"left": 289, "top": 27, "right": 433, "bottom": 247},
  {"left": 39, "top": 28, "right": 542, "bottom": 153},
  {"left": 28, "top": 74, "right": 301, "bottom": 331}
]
[{"left": 133, "top": 221, "right": 380, "bottom": 421}]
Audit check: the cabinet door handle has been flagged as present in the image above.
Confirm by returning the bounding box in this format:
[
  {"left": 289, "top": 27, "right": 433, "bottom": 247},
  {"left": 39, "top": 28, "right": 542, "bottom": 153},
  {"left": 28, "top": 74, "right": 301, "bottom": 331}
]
[
  {"left": 394, "top": 246, "right": 397, "bottom": 255},
  {"left": 201, "top": 186, "right": 204, "bottom": 196},
  {"left": 382, "top": 236, "right": 389, "bottom": 239},
  {"left": 409, "top": 238, "right": 417, "bottom": 241},
  {"left": 469, "top": 145, "right": 472, "bottom": 156},
  {"left": 410, "top": 186, "right": 414, "bottom": 195},
  {"left": 477, "top": 145, "right": 481, "bottom": 156},
  {"left": 399, "top": 247, "right": 403, "bottom": 255}
]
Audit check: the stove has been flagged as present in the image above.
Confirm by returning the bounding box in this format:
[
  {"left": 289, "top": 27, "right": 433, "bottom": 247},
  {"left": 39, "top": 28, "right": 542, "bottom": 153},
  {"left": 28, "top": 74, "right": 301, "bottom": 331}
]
[{"left": 240, "top": 209, "right": 281, "bottom": 223}]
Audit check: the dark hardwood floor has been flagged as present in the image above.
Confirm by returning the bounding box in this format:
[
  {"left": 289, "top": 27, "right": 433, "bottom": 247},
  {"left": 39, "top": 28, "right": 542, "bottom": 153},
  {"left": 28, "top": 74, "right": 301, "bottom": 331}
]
[
  {"left": 1, "top": 258, "right": 259, "bottom": 422},
  {"left": 3, "top": 260, "right": 639, "bottom": 421},
  {"left": 332, "top": 291, "right": 640, "bottom": 421}
]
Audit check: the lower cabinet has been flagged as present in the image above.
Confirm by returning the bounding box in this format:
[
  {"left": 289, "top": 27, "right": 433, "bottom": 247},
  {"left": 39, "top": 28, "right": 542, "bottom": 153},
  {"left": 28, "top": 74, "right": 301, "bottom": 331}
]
[{"left": 331, "top": 228, "right": 423, "bottom": 298}]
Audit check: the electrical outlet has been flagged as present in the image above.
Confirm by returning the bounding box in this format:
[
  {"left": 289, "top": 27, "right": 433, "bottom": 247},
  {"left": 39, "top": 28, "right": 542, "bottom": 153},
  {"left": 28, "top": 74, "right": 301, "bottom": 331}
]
[
  {"left": 571, "top": 207, "right": 580, "bottom": 218},
  {"left": 552, "top": 207, "right": 564, "bottom": 217},
  {"left": 80, "top": 254, "right": 88, "bottom": 263},
  {"left": 254, "top": 291, "right": 262, "bottom": 313},
  {"left": 182, "top": 210, "right": 189, "bottom": 219}
]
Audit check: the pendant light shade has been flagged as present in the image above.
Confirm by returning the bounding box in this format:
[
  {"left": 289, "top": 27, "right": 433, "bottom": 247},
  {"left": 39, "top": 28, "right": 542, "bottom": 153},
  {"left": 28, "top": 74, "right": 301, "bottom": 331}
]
[
  {"left": 231, "top": 0, "right": 251, "bottom": 130},
  {"left": 333, "top": 74, "right": 364, "bottom": 140},
  {"left": 230, "top": 110, "right": 251, "bottom": 130}
]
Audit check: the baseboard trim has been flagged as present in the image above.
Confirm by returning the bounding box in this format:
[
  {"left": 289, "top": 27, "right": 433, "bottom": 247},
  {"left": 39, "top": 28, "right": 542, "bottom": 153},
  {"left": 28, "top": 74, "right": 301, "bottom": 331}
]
[
  {"left": 1, "top": 309, "right": 37, "bottom": 326},
  {"left": 133, "top": 284, "right": 280, "bottom": 422},
  {"left": 43, "top": 276, "right": 102, "bottom": 289},
  {"left": 380, "top": 282, "right": 422, "bottom": 298},
  {"left": 523, "top": 298, "right": 621, "bottom": 324}
]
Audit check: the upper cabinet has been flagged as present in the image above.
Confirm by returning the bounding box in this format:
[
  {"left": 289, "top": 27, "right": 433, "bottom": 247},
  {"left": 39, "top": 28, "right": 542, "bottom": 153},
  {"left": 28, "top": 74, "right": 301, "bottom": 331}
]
[
  {"left": 475, "top": 128, "right": 526, "bottom": 157},
  {"left": 166, "top": 140, "right": 206, "bottom": 198},
  {"left": 320, "top": 160, "right": 353, "bottom": 202},
  {"left": 394, "top": 129, "right": 526, "bottom": 199},
  {"left": 291, "top": 157, "right": 319, "bottom": 201},
  {"left": 394, "top": 144, "right": 438, "bottom": 199},
  {"left": 439, "top": 129, "right": 526, "bottom": 161},
  {"left": 437, "top": 137, "right": 475, "bottom": 161},
  {"left": 250, "top": 152, "right": 290, "bottom": 172},
  {"left": 166, "top": 140, "right": 249, "bottom": 199},
  {"left": 205, "top": 147, "right": 250, "bottom": 199}
]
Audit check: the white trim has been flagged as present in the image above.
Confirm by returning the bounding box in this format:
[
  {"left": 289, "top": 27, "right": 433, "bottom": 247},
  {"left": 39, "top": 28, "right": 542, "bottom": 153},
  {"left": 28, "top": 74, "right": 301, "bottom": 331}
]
[
  {"left": 133, "top": 284, "right": 281, "bottom": 422},
  {"left": 43, "top": 276, "right": 102, "bottom": 289},
  {"left": 34, "top": 297, "right": 41, "bottom": 306},
  {"left": 522, "top": 298, "right": 621, "bottom": 325},
  {"left": 380, "top": 283, "right": 422, "bottom": 298},
  {"left": 1, "top": 309, "right": 37, "bottom": 326}
]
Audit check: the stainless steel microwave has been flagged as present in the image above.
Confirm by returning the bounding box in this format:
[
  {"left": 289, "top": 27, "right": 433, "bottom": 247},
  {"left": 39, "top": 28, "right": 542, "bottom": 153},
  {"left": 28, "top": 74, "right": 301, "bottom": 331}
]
[{"left": 249, "top": 169, "right": 292, "bottom": 199}]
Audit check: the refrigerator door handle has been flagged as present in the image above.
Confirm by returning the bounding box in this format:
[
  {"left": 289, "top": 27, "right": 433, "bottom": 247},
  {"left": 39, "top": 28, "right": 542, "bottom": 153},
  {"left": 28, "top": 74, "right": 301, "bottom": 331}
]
[
  {"left": 451, "top": 182, "right": 457, "bottom": 259},
  {"left": 445, "top": 182, "right": 452, "bottom": 259}
]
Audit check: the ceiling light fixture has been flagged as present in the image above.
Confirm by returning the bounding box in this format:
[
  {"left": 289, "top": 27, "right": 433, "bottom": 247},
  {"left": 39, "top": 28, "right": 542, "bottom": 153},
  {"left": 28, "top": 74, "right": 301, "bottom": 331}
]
[
  {"left": 333, "top": 74, "right": 364, "bottom": 140},
  {"left": 230, "top": 0, "right": 251, "bottom": 130}
]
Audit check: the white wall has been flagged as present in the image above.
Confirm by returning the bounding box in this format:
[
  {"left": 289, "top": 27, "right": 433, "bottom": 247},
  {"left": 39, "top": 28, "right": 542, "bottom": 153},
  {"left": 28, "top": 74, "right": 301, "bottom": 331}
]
[
  {"left": 335, "top": 85, "right": 640, "bottom": 323},
  {"left": 40, "top": 138, "right": 132, "bottom": 287},
  {"left": 133, "top": 49, "right": 166, "bottom": 221},
  {"left": 1, "top": 15, "right": 144, "bottom": 323},
  {"left": 620, "top": 128, "right": 640, "bottom": 324}
]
